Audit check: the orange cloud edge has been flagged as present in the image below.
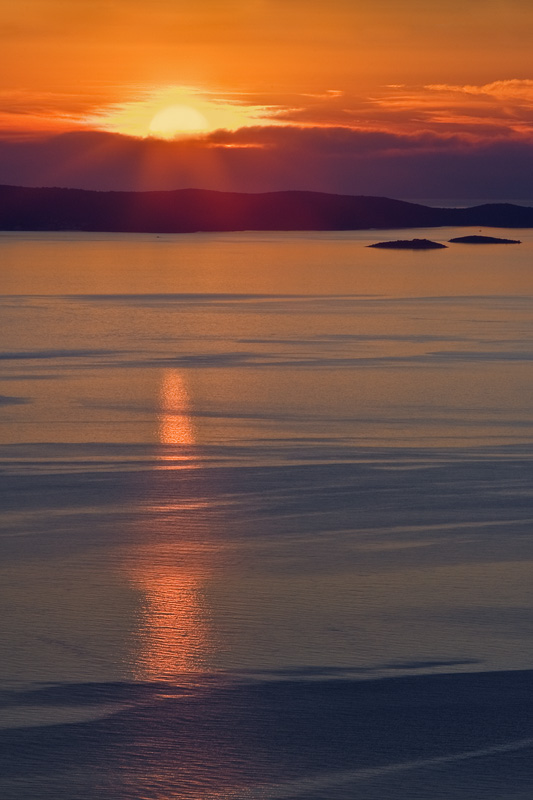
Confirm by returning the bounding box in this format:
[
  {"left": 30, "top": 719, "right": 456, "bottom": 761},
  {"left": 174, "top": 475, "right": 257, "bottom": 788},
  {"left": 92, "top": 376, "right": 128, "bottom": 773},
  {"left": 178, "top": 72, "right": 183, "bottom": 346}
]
[{"left": 2, "top": 81, "right": 533, "bottom": 145}]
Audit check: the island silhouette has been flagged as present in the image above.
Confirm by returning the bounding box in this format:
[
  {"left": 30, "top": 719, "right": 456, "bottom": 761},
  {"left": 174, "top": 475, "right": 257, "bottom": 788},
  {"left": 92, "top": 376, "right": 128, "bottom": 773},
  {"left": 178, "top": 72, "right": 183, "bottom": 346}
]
[
  {"left": 368, "top": 238, "right": 447, "bottom": 249},
  {"left": 1, "top": 185, "right": 532, "bottom": 233},
  {"left": 448, "top": 234, "right": 521, "bottom": 244}
]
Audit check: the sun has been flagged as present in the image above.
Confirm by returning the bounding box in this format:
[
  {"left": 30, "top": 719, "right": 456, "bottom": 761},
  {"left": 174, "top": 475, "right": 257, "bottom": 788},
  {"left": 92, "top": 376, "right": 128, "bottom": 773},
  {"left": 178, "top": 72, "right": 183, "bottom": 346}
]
[
  {"left": 148, "top": 104, "right": 209, "bottom": 139},
  {"left": 93, "top": 86, "right": 281, "bottom": 139}
]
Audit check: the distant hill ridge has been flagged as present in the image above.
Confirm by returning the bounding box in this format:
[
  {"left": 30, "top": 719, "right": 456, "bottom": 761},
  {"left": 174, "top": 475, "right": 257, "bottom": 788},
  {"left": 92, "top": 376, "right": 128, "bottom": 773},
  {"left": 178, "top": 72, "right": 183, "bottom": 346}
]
[{"left": 1, "top": 185, "right": 532, "bottom": 233}]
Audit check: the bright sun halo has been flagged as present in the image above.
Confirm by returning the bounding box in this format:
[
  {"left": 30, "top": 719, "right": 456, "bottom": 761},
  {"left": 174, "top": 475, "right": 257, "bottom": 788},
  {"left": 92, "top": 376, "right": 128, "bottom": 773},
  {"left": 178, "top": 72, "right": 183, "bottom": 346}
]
[
  {"left": 95, "top": 87, "right": 278, "bottom": 139},
  {"left": 148, "top": 104, "right": 209, "bottom": 138}
]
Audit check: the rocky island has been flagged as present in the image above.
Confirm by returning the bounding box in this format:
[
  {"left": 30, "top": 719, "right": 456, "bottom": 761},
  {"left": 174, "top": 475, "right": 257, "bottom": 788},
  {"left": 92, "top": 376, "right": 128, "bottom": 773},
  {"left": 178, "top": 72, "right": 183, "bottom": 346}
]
[
  {"left": 368, "top": 238, "right": 447, "bottom": 249},
  {"left": 449, "top": 235, "right": 521, "bottom": 244}
]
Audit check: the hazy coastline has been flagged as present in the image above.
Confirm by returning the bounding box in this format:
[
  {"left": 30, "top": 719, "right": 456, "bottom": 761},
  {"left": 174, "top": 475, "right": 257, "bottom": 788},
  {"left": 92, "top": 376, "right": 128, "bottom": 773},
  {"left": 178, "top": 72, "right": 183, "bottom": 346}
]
[{"left": 1, "top": 185, "right": 533, "bottom": 234}]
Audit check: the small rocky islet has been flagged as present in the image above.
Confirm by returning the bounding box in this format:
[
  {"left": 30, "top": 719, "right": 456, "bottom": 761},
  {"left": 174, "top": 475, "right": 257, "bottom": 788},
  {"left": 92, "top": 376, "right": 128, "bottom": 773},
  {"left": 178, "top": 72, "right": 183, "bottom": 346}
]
[
  {"left": 368, "top": 238, "right": 447, "bottom": 250},
  {"left": 448, "top": 234, "right": 521, "bottom": 244}
]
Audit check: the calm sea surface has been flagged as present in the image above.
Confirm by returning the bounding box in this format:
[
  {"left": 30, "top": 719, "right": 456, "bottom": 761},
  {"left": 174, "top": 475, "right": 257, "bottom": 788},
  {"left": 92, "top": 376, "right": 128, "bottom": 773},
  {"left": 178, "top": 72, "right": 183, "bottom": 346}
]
[{"left": 1, "top": 227, "right": 533, "bottom": 799}]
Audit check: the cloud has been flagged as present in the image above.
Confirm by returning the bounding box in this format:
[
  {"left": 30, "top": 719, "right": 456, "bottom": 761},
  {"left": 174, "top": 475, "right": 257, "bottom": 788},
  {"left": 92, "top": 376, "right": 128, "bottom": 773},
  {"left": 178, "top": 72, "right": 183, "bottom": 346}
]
[
  {"left": 370, "top": 80, "right": 533, "bottom": 138},
  {"left": 2, "top": 75, "right": 533, "bottom": 152},
  {"left": 206, "top": 124, "right": 483, "bottom": 153},
  {"left": 427, "top": 80, "right": 533, "bottom": 104},
  {"left": 1, "top": 121, "right": 533, "bottom": 198}
]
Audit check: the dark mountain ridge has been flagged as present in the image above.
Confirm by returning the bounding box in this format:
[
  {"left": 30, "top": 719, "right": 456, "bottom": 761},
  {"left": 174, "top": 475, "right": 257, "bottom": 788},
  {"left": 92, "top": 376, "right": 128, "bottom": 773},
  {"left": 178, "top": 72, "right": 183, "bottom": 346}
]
[{"left": 1, "top": 185, "right": 532, "bottom": 233}]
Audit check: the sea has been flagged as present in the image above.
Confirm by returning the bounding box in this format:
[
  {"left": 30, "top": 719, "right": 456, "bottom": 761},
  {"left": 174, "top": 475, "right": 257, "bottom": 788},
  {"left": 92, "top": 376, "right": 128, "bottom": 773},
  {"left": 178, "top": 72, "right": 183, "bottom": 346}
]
[{"left": 1, "top": 225, "right": 533, "bottom": 799}]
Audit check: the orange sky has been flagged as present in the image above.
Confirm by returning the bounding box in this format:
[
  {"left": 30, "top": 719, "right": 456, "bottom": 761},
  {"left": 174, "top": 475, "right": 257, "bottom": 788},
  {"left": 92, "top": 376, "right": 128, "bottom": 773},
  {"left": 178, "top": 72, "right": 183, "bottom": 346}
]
[{"left": 1, "top": 0, "right": 533, "bottom": 197}]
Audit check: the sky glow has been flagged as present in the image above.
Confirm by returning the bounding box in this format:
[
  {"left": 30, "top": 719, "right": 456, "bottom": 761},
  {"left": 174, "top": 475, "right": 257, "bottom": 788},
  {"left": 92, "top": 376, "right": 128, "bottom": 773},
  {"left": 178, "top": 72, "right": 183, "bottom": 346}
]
[
  {"left": 1, "top": 0, "right": 532, "bottom": 197},
  {"left": 93, "top": 86, "right": 282, "bottom": 139}
]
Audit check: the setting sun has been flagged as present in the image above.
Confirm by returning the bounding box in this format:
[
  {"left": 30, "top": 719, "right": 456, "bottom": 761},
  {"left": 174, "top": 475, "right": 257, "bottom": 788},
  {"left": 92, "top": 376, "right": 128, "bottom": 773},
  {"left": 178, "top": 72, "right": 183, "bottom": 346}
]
[
  {"left": 148, "top": 104, "right": 209, "bottom": 139},
  {"left": 93, "top": 85, "right": 280, "bottom": 140}
]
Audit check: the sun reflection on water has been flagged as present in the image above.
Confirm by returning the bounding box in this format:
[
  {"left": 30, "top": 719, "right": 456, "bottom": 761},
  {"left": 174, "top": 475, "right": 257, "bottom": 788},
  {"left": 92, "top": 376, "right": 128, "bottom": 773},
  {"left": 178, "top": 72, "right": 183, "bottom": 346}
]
[
  {"left": 158, "top": 369, "right": 196, "bottom": 461},
  {"left": 132, "top": 554, "right": 212, "bottom": 680},
  {"left": 126, "top": 369, "right": 216, "bottom": 683}
]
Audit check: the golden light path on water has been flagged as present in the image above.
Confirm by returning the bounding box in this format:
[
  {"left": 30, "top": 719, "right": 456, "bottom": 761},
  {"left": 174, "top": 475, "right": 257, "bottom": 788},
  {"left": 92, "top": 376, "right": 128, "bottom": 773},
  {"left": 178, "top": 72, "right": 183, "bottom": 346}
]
[
  {"left": 127, "top": 369, "right": 215, "bottom": 683},
  {"left": 157, "top": 369, "right": 196, "bottom": 460}
]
